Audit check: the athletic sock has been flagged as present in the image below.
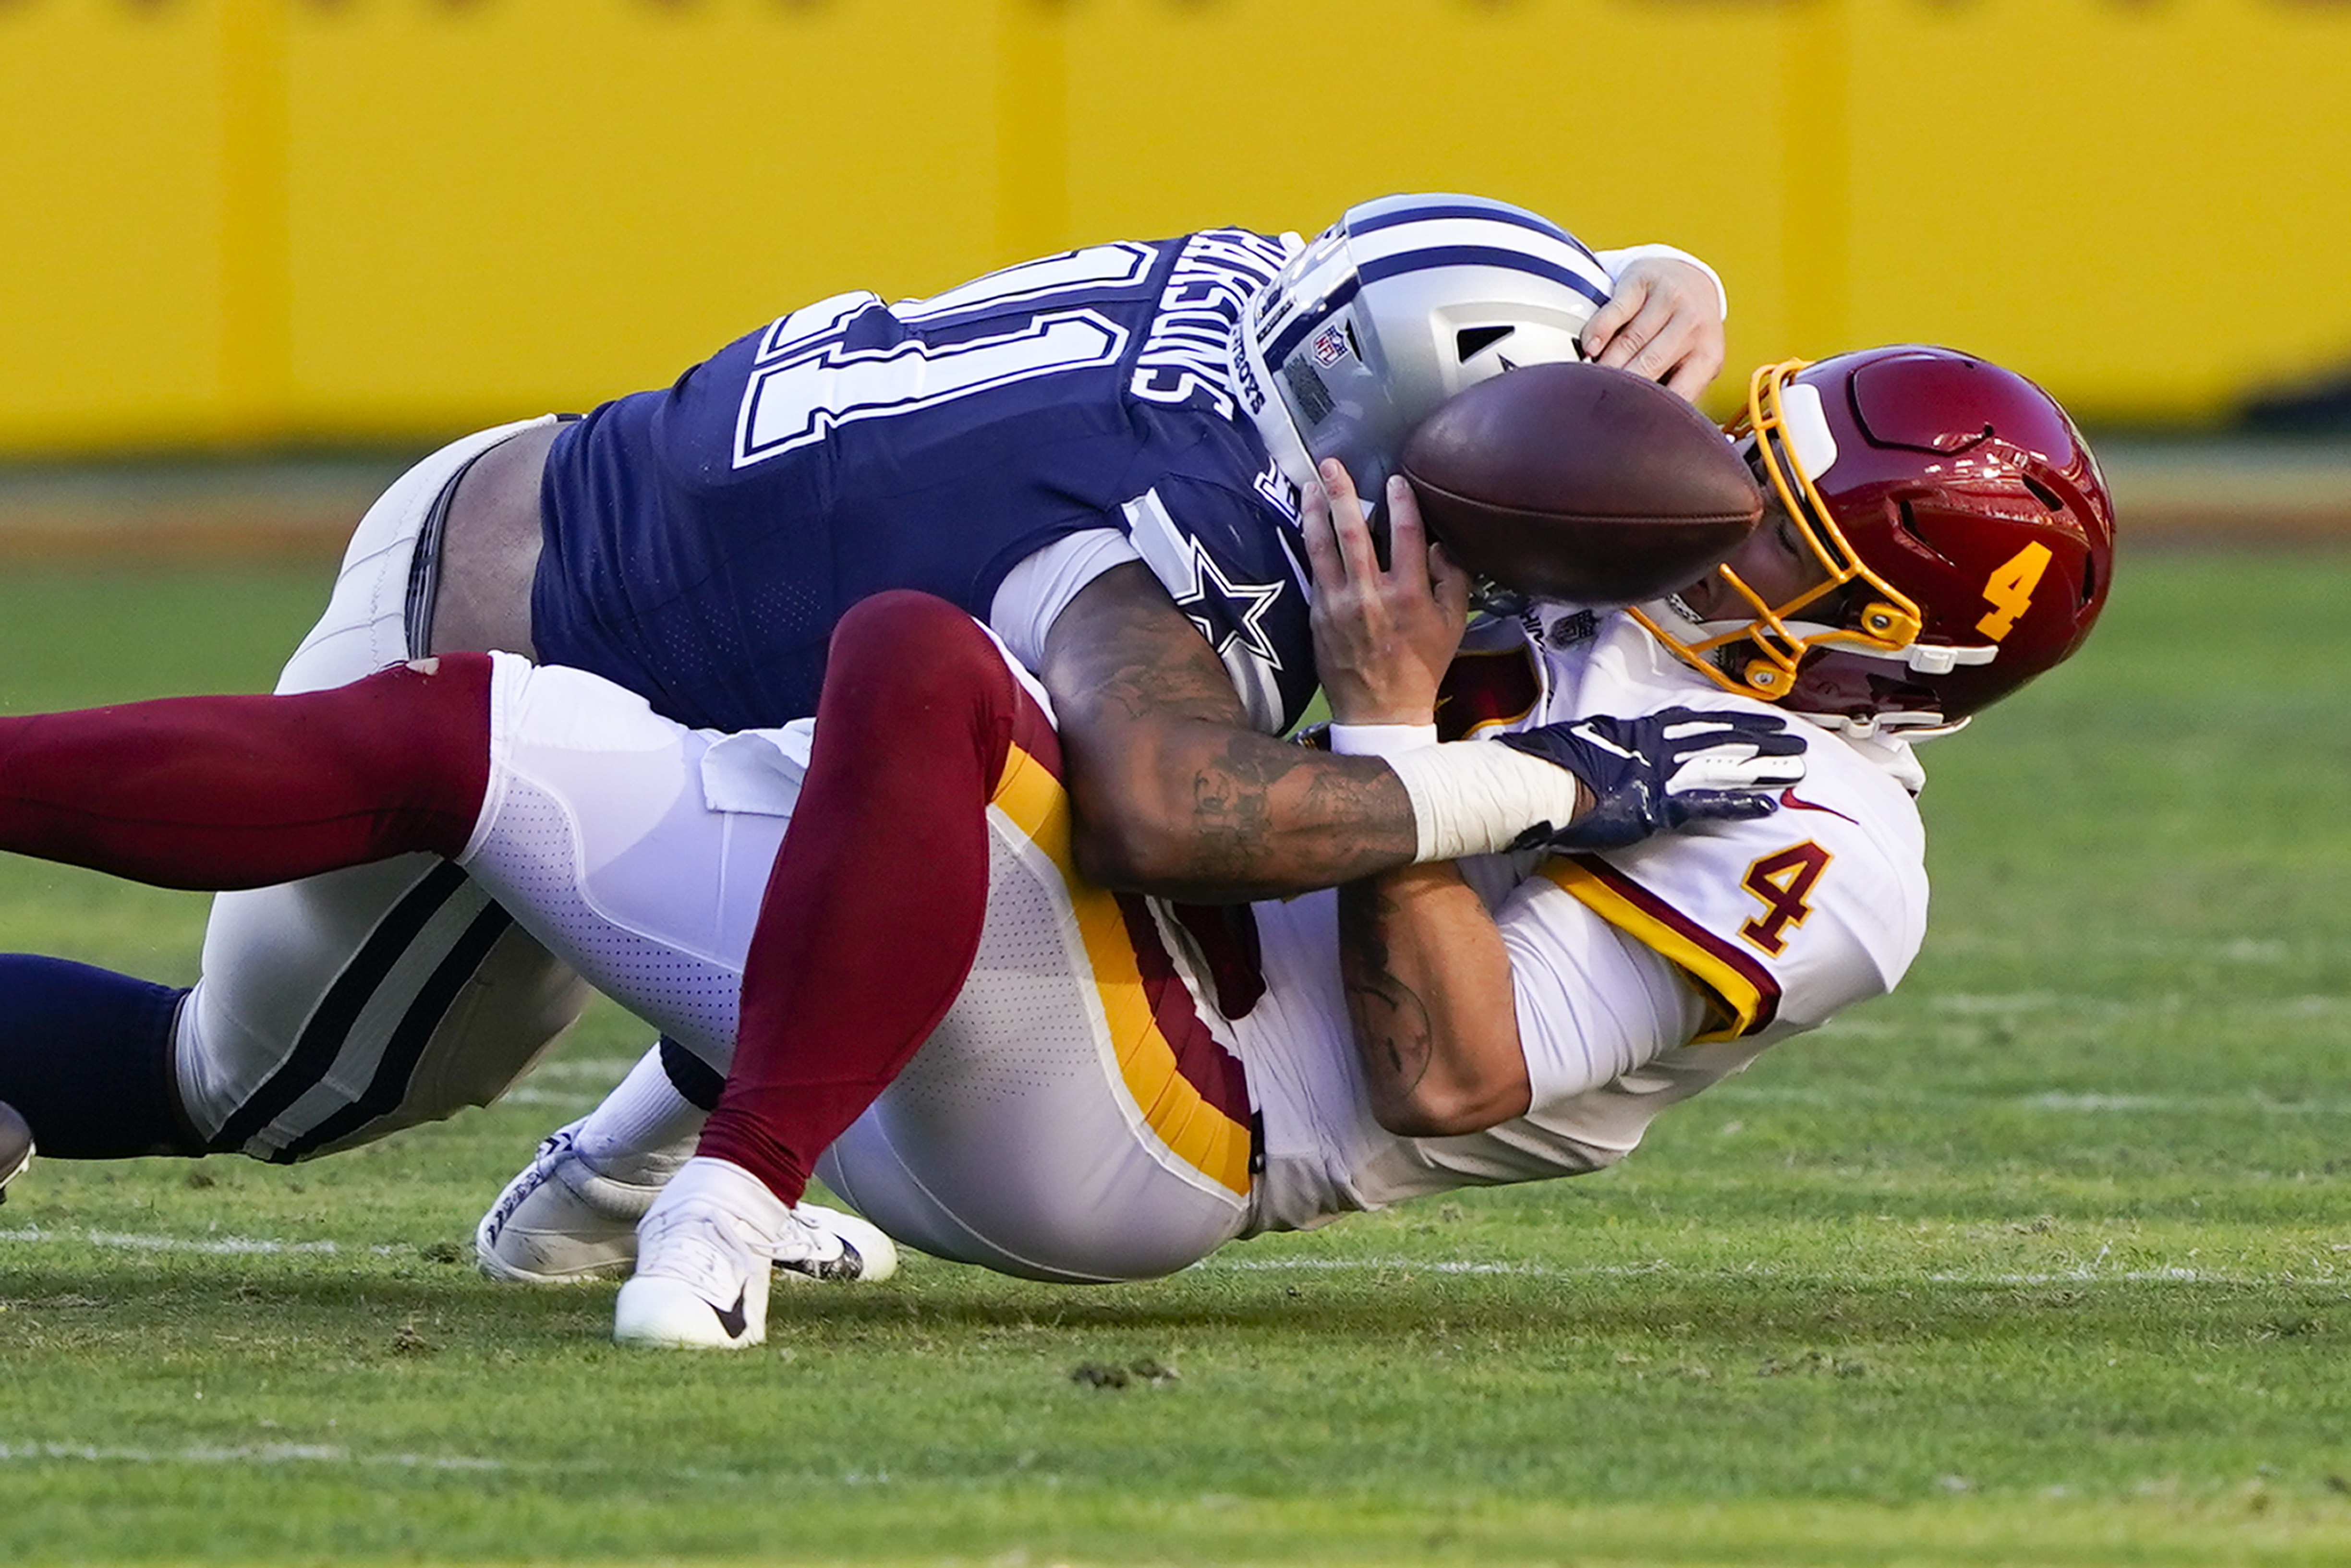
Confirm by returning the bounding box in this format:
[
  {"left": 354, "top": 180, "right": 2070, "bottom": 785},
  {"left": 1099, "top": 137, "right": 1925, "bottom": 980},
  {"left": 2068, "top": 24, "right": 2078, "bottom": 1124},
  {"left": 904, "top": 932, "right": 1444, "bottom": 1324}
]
[
  {"left": 574, "top": 1040, "right": 709, "bottom": 1185},
  {"left": 0, "top": 955, "right": 195, "bottom": 1157},
  {"left": 0, "top": 654, "right": 494, "bottom": 889},
  {"left": 694, "top": 591, "right": 1053, "bottom": 1206}
]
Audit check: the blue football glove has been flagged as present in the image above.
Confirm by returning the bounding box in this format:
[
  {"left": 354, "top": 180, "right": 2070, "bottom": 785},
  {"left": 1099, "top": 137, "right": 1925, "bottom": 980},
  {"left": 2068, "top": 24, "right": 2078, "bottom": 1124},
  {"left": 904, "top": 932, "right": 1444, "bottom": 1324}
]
[{"left": 1497, "top": 706, "right": 1808, "bottom": 852}]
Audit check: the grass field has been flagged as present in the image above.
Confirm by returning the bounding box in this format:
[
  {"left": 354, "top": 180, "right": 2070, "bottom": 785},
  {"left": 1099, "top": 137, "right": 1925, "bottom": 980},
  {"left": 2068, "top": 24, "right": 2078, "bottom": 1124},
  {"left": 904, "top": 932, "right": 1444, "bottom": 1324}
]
[{"left": 1, "top": 551, "right": 2349, "bottom": 1566}]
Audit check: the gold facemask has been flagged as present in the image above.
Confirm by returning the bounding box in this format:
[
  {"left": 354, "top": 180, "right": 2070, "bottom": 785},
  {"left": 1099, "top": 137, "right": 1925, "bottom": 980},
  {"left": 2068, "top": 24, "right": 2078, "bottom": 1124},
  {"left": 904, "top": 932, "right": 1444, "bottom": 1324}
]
[{"left": 1628, "top": 359, "right": 1925, "bottom": 701}]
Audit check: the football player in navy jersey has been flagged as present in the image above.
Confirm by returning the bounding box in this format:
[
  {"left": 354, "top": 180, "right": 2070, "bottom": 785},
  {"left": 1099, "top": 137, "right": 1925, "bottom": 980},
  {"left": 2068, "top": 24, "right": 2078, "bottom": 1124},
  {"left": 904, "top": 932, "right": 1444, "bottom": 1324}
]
[{"left": 0, "top": 195, "right": 1727, "bottom": 1188}]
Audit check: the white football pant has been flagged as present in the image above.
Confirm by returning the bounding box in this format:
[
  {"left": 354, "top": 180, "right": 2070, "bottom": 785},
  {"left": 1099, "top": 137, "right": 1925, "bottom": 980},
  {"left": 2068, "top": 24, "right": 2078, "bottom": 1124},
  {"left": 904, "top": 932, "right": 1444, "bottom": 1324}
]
[
  {"left": 173, "top": 419, "right": 586, "bottom": 1160},
  {"left": 458, "top": 652, "right": 1254, "bottom": 1281}
]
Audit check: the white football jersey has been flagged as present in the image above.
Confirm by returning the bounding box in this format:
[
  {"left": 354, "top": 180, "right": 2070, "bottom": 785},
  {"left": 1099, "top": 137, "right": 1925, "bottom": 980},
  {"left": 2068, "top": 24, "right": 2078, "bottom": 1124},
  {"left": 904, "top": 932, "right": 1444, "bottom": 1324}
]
[{"left": 1234, "top": 605, "right": 1929, "bottom": 1234}]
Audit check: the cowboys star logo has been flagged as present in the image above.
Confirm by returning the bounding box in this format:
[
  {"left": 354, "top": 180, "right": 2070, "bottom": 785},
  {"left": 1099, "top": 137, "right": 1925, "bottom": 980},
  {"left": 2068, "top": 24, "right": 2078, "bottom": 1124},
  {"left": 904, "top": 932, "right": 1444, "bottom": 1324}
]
[{"left": 1166, "top": 537, "right": 1288, "bottom": 671}]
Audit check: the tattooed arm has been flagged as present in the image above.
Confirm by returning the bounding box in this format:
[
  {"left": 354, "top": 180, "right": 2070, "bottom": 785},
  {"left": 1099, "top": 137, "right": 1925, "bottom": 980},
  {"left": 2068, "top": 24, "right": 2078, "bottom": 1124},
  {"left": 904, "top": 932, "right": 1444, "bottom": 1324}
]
[
  {"left": 1041, "top": 461, "right": 1477, "bottom": 902},
  {"left": 1337, "top": 864, "right": 1531, "bottom": 1137},
  {"left": 1041, "top": 561, "right": 1418, "bottom": 900},
  {"left": 1042, "top": 567, "right": 1531, "bottom": 1128}
]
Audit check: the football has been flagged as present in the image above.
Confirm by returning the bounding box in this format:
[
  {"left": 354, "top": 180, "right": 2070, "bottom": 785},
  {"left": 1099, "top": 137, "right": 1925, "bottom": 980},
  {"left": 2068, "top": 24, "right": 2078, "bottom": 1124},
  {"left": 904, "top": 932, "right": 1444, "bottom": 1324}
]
[{"left": 1398, "top": 361, "right": 1765, "bottom": 604}]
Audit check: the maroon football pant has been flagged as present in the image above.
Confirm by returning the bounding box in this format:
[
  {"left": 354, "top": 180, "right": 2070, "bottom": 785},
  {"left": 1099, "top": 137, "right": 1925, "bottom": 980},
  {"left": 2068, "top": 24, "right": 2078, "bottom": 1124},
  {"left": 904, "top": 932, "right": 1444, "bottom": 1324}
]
[
  {"left": 694, "top": 591, "right": 1060, "bottom": 1206},
  {"left": 0, "top": 656, "right": 492, "bottom": 890}
]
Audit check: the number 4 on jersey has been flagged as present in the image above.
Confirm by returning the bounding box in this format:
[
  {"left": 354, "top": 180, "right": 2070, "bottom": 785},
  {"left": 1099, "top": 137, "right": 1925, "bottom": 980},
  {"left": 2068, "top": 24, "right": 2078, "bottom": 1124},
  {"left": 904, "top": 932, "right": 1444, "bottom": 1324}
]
[{"left": 1738, "top": 841, "right": 1832, "bottom": 956}]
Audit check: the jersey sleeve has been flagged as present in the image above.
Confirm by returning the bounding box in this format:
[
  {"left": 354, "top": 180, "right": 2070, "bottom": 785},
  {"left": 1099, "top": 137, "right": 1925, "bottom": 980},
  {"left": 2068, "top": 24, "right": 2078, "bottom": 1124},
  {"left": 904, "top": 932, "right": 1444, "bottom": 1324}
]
[
  {"left": 1118, "top": 472, "right": 1317, "bottom": 733},
  {"left": 1592, "top": 243, "right": 1729, "bottom": 322},
  {"left": 1487, "top": 732, "right": 1927, "bottom": 1110},
  {"left": 985, "top": 529, "right": 1143, "bottom": 673},
  {"left": 1549, "top": 758, "right": 1923, "bottom": 1046},
  {"left": 1489, "top": 869, "right": 1709, "bottom": 1110}
]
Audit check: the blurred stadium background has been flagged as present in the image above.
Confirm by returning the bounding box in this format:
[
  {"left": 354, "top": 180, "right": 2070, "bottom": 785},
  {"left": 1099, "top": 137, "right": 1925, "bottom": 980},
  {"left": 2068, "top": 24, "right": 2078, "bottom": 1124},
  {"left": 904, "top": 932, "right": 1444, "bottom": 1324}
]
[{"left": 1, "top": 0, "right": 2348, "bottom": 551}]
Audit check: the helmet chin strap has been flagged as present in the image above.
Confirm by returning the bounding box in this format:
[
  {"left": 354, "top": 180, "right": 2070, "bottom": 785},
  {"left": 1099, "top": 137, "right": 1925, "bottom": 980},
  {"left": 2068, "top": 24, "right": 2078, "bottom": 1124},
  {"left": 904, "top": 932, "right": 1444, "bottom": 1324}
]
[
  {"left": 1631, "top": 598, "right": 1980, "bottom": 737},
  {"left": 1806, "top": 708, "right": 1972, "bottom": 742},
  {"left": 1834, "top": 636, "right": 1999, "bottom": 675}
]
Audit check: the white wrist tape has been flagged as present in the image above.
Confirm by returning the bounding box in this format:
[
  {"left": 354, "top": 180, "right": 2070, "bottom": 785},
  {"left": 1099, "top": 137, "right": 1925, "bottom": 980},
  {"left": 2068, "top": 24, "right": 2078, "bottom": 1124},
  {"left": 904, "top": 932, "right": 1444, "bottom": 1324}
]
[
  {"left": 1383, "top": 740, "right": 1589, "bottom": 862},
  {"left": 1328, "top": 722, "right": 1439, "bottom": 760}
]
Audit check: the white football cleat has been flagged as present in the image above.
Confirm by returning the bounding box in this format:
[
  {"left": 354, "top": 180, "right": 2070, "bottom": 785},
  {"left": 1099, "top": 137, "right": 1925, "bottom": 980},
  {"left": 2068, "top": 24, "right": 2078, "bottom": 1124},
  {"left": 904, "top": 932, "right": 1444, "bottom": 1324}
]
[
  {"left": 475, "top": 1120, "right": 663, "bottom": 1283},
  {"left": 614, "top": 1158, "right": 785, "bottom": 1350},
  {"left": 478, "top": 1121, "right": 898, "bottom": 1287},
  {"left": 0, "top": 1101, "right": 32, "bottom": 1205}
]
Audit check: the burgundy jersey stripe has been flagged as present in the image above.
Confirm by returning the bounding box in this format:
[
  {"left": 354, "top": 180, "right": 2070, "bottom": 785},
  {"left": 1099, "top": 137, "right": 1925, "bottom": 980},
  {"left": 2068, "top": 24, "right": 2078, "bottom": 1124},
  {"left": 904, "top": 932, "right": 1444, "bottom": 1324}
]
[
  {"left": 1115, "top": 892, "right": 1253, "bottom": 1125},
  {"left": 1166, "top": 902, "right": 1266, "bottom": 1019}
]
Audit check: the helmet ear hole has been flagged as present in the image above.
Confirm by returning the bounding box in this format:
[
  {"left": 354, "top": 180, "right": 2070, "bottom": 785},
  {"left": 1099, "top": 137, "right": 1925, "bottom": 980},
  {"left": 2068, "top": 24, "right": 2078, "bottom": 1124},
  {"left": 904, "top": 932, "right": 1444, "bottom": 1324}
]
[
  {"left": 1893, "top": 498, "right": 1955, "bottom": 566},
  {"left": 1454, "top": 324, "right": 1516, "bottom": 362}
]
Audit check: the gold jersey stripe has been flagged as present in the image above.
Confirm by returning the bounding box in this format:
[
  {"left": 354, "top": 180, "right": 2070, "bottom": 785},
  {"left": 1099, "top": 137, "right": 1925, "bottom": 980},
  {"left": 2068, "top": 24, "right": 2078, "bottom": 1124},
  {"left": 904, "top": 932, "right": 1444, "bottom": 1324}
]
[
  {"left": 1539, "top": 857, "right": 1772, "bottom": 1044},
  {"left": 987, "top": 742, "right": 1255, "bottom": 1196}
]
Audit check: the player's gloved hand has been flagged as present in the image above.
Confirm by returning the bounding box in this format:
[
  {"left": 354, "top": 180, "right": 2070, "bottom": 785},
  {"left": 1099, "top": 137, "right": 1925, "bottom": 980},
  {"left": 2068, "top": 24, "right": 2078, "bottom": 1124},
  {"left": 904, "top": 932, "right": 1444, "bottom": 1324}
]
[{"left": 1498, "top": 706, "right": 1806, "bottom": 852}]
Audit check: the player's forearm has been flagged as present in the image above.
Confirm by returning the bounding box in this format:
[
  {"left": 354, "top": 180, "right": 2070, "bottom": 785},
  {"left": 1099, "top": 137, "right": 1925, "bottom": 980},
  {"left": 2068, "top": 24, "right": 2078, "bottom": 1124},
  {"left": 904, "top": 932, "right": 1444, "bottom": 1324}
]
[
  {"left": 1040, "top": 562, "right": 1600, "bottom": 900},
  {"left": 1336, "top": 864, "right": 1531, "bottom": 1138},
  {"left": 1044, "top": 562, "right": 1420, "bottom": 900},
  {"left": 1062, "top": 715, "right": 1418, "bottom": 901}
]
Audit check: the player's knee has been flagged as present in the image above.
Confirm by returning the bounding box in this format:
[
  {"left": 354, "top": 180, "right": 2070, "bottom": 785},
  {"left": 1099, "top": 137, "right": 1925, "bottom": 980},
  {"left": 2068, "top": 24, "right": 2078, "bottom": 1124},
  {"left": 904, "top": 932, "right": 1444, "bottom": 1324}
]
[
  {"left": 827, "top": 591, "right": 1011, "bottom": 725},
  {"left": 832, "top": 591, "right": 992, "bottom": 677}
]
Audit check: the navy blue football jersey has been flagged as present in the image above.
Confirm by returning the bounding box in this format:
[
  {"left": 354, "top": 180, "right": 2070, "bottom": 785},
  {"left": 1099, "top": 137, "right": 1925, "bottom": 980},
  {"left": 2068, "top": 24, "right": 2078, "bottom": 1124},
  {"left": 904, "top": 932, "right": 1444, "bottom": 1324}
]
[{"left": 533, "top": 230, "right": 1316, "bottom": 735}]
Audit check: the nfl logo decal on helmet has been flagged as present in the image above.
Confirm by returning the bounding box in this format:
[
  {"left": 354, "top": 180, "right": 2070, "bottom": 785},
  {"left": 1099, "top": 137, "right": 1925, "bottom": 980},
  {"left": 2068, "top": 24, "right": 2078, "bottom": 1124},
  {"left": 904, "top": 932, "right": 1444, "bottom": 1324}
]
[
  {"left": 1632, "top": 346, "right": 2116, "bottom": 733},
  {"left": 1236, "top": 193, "right": 1614, "bottom": 502}
]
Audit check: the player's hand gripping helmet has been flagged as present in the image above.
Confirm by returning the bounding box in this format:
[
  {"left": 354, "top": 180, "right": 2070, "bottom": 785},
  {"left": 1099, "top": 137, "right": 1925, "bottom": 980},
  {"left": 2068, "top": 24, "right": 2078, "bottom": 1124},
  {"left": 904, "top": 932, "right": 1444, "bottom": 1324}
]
[
  {"left": 1629, "top": 346, "right": 2115, "bottom": 734},
  {"left": 1236, "top": 193, "right": 1612, "bottom": 501}
]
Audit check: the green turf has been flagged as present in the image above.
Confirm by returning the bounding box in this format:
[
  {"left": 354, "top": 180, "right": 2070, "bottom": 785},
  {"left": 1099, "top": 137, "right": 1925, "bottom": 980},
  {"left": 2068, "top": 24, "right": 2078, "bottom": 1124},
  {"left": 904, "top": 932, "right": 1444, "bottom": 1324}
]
[{"left": 1, "top": 554, "right": 2349, "bottom": 1565}]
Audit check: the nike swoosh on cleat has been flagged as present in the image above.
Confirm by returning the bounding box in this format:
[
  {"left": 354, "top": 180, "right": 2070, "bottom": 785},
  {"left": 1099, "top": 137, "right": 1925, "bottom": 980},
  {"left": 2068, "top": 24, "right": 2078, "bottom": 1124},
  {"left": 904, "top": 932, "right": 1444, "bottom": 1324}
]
[
  {"left": 775, "top": 1245, "right": 858, "bottom": 1283},
  {"left": 711, "top": 1287, "right": 750, "bottom": 1339}
]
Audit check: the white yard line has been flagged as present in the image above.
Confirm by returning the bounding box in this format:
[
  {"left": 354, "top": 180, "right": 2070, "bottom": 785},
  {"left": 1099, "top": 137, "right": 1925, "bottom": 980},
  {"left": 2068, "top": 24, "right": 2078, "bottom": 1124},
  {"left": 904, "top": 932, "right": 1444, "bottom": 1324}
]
[
  {"left": 498, "top": 1087, "right": 608, "bottom": 1108},
  {"left": 7, "top": 1224, "right": 2294, "bottom": 1289},
  {"left": 0, "top": 1437, "right": 871, "bottom": 1485},
  {"left": 1709, "top": 1082, "right": 2351, "bottom": 1115},
  {"left": 1194, "top": 1254, "right": 2293, "bottom": 1287},
  {"left": 0, "top": 1440, "right": 505, "bottom": 1471},
  {"left": 515, "top": 1058, "right": 640, "bottom": 1081},
  {"left": 0, "top": 1225, "right": 395, "bottom": 1257}
]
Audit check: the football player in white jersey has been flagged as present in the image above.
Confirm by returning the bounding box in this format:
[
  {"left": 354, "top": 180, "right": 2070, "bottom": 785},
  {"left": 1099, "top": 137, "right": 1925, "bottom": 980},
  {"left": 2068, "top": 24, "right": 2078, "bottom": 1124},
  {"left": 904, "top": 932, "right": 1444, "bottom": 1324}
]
[
  {"left": 513, "top": 343, "right": 2114, "bottom": 1347},
  {"left": 0, "top": 348, "right": 2113, "bottom": 1354},
  {"left": 0, "top": 479, "right": 1794, "bottom": 1267}
]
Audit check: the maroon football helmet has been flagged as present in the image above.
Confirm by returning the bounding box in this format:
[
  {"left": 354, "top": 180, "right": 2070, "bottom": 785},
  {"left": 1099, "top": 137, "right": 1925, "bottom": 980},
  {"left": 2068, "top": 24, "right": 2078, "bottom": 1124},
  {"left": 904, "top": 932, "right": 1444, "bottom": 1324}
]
[{"left": 1630, "top": 347, "right": 2115, "bottom": 732}]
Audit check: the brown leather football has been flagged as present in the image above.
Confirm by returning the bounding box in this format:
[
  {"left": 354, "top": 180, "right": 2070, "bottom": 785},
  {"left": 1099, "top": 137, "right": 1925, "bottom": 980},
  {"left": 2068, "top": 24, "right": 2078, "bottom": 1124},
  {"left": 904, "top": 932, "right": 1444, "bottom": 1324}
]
[{"left": 1398, "top": 362, "right": 1764, "bottom": 604}]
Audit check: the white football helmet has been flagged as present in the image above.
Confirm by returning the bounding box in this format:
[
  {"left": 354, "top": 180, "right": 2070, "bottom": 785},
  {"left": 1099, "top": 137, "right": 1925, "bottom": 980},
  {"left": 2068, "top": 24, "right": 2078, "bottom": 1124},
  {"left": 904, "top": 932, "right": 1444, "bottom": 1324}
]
[{"left": 1235, "top": 193, "right": 1612, "bottom": 499}]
